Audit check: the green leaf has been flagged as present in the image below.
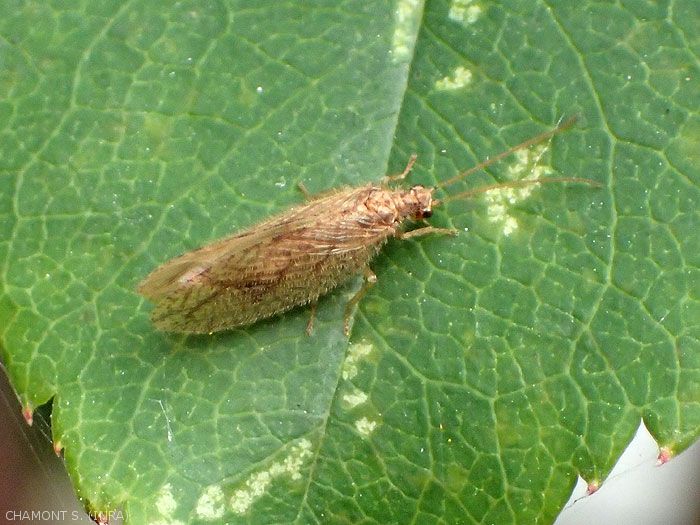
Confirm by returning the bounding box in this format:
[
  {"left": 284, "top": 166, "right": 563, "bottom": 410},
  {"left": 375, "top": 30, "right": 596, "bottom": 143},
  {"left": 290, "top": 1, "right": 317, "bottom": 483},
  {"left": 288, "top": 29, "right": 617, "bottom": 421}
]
[{"left": 1, "top": 0, "right": 698, "bottom": 523}]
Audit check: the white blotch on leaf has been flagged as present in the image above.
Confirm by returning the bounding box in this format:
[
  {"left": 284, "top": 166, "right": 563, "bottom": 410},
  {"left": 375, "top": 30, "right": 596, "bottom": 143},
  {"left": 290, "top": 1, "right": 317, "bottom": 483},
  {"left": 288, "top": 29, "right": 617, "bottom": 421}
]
[
  {"left": 342, "top": 388, "right": 369, "bottom": 408},
  {"left": 156, "top": 484, "right": 177, "bottom": 515},
  {"left": 435, "top": 66, "right": 472, "bottom": 90},
  {"left": 151, "top": 483, "right": 184, "bottom": 525},
  {"left": 355, "top": 417, "right": 378, "bottom": 436},
  {"left": 342, "top": 343, "right": 373, "bottom": 380},
  {"left": 392, "top": 0, "right": 422, "bottom": 61},
  {"left": 196, "top": 485, "right": 225, "bottom": 521},
  {"left": 229, "top": 439, "right": 312, "bottom": 515},
  {"left": 484, "top": 144, "right": 551, "bottom": 236},
  {"left": 449, "top": 0, "right": 482, "bottom": 24},
  {"left": 502, "top": 216, "right": 519, "bottom": 236}
]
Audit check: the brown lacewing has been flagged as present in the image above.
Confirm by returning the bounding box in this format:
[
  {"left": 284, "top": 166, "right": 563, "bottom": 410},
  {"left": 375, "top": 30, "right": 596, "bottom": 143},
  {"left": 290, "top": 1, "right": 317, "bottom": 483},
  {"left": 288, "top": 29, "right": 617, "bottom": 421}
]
[{"left": 138, "top": 117, "right": 599, "bottom": 335}]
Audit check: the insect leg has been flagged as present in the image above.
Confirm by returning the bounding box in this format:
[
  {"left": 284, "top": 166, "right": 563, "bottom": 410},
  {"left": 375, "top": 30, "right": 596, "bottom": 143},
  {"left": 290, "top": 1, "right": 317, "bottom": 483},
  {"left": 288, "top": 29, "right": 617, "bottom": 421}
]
[
  {"left": 305, "top": 302, "right": 317, "bottom": 336},
  {"left": 297, "top": 181, "right": 313, "bottom": 201},
  {"left": 398, "top": 226, "right": 458, "bottom": 240},
  {"left": 343, "top": 267, "right": 378, "bottom": 336},
  {"left": 383, "top": 154, "right": 418, "bottom": 183}
]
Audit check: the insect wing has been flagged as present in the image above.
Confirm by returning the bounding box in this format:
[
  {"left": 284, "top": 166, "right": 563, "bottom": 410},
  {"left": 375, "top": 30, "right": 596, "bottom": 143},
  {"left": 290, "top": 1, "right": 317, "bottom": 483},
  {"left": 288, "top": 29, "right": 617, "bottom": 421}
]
[{"left": 138, "top": 186, "right": 391, "bottom": 333}]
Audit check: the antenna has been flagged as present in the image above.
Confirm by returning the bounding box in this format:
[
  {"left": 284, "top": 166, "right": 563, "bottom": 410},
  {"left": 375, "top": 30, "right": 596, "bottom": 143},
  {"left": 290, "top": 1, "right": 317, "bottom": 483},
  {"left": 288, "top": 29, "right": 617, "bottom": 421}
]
[
  {"left": 438, "top": 176, "right": 602, "bottom": 204},
  {"left": 437, "top": 115, "right": 579, "bottom": 189}
]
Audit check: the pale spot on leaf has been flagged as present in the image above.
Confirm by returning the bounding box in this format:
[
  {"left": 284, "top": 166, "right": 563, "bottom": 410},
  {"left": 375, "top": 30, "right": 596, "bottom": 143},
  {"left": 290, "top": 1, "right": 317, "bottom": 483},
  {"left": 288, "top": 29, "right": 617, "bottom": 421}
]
[
  {"left": 392, "top": 0, "right": 422, "bottom": 61},
  {"left": 342, "top": 342, "right": 373, "bottom": 380},
  {"left": 435, "top": 66, "right": 473, "bottom": 90},
  {"left": 355, "top": 417, "right": 378, "bottom": 436},
  {"left": 150, "top": 483, "right": 184, "bottom": 525},
  {"left": 448, "top": 0, "right": 482, "bottom": 25},
  {"left": 196, "top": 485, "right": 225, "bottom": 521},
  {"left": 229, "top": 439, "right": 312, "bottom": 515},
  {"left": 484, "top": 144, "right": 552, "bottom": 235},
  {"left": 155, "top": 483, "right": 177, "bottom": 516},
  {"left": 343, "top": 388, "right": 369, "bottom": 408}
]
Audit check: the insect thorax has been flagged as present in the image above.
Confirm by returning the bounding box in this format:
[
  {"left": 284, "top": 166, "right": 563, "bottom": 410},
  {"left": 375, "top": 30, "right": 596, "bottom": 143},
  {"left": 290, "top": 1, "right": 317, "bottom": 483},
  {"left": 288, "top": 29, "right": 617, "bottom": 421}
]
[
  {"left": 393, "top": 185, "right": 434, "bottom": 222},
  {"left": 364, "top": 185, "right": 434, "bottom": 225}
]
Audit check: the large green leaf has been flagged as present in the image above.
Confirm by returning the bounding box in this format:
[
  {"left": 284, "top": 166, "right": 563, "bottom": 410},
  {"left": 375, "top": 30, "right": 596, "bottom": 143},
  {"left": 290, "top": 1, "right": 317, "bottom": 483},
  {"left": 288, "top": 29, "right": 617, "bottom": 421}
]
[{"left": 1, "top": 0, "right": 698, "bottom": 523}]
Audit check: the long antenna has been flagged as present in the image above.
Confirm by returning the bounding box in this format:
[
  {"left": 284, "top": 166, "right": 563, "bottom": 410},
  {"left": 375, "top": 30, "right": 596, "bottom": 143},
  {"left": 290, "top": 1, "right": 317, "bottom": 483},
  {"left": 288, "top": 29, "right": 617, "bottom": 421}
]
[
  {"left": 437, "top": 115, "right": 578, "bottom": 189},
  {"left": 438, "top": 176, "right": 602, "bottom": 204}
]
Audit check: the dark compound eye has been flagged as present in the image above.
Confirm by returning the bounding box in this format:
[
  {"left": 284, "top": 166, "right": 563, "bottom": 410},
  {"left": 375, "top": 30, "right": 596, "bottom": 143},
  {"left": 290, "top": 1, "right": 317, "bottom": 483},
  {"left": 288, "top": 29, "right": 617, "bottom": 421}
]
[{"left": 422, "top": 209, "right": 432, "bottom": 218}]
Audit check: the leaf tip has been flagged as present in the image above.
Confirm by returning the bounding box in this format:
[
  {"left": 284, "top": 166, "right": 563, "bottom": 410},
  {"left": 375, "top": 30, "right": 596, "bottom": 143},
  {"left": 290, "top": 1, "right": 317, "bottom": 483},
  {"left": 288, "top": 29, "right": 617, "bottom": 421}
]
[
  {"left": 22, "top": 404, "right": 33, "bottom": 426},
  {"left": 656, "top": 447, "right": 673, "bottom": 466}
]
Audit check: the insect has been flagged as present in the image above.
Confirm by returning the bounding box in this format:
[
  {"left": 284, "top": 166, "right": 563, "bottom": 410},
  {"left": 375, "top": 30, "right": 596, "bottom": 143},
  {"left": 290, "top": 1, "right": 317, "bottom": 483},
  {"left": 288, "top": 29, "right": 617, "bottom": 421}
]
[{"left": 138, "top": 117, "right": 599, "bottom": 335}]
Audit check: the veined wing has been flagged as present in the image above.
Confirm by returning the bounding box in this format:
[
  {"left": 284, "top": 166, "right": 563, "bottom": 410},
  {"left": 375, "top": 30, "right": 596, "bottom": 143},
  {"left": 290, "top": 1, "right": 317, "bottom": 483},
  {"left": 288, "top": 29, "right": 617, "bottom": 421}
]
[{"left": 138, "top": 185, "right": 394, "bottom": 332}]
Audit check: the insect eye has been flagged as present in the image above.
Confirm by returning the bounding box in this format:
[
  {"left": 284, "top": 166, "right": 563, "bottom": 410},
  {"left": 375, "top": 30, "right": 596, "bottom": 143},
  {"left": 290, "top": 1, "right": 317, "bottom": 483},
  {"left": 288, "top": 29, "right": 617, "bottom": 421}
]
[{"left": 422, "top": 209, "right": 432, "bottom": 218}]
